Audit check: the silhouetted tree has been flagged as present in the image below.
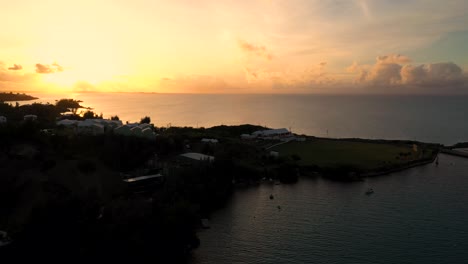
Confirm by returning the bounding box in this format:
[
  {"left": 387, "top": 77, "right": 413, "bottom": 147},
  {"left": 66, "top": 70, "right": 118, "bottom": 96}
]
[
  {"left": 82, "top": 110, "right": 98, "bottom": 119},
  {"left": 140, "top": 116, "right": 151, "bottom": 124},
  {"left": 110, "top": 115, "right": 120, "bottom": 121},
  {"left": 55, "top": 99, "right": 85, "bottom": 114}
]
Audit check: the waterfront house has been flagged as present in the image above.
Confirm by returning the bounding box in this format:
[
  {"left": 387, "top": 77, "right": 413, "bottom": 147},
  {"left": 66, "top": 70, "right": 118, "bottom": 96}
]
[
  {"left": 179, "top": 152, "right": 215, "bottom": 162},
  {"left": 77, "top": 121, "right": 105, "bottom": 135},
  {"left": 114, "top": 125, "right": 132, "bottom": 136},
  {"left": 56, "top": 119, "right": 79, "bottom": 127},
  {"left": 123, "top": 172, "right": 165, "bottom": 193},
  {"left": 269, "top": 151, "right": 279, "bottom": 158},
  {"left": 23, "top": 114, "right": 37, "bottom": 121},
  {"left": 201, "top": 138, "right": 219, "bottom": 144},
  {"left": 252, "top": 128, "right": 291, "bottom": 138}
]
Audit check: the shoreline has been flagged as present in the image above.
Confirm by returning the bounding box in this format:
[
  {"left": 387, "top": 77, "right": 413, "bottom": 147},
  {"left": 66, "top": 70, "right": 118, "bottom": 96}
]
[{"left": 361, "top": 152, "right": 438, "bottom": 178}]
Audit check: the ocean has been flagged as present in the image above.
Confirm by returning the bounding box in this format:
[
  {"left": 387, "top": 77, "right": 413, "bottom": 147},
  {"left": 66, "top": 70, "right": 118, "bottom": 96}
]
[{"left": 27, "top": 93, "right": 468, "bottom": 145}]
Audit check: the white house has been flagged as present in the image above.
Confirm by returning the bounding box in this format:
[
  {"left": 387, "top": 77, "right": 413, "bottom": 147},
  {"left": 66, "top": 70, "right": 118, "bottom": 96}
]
[
  {"left": 138, "top": 123, "right": 151, "bottom": 130},
  {"left": 130, "top": 126, "right": 143, "bottom": 136},
  {"left": 0, "top": 116, "right": 6, "bottom": 124},
  {"left": 141, "top": 128, "right": 156, "bottom": 139},
  {"left": 87, "top": 119, "right": 123, "bottom": 130},
  {"left": 180, "top": 152, "right": 215, "bottom": 162},
  {"left": 114, "top": 125, "right": 132, "bottom": 136},
  {"left": 201, "top": 138, "right": 219, "bottom": 144},
  {"left": 77, "top": 121, "right": 104, "bottom": 135},
  {"left": 56, "top": 119, "right": 79, "bottom": 127},
  {"left": 252, "top": 128, "right": 291, "bottom": 138},
  {"left": 240, "top": 133, "right": 255, "bottom": 140},
  {"left": 23, "top": 115, "right": 37, "bottom": 121},
  {"left": 269, "top": 151, "right": 279, "bottom": 158}
]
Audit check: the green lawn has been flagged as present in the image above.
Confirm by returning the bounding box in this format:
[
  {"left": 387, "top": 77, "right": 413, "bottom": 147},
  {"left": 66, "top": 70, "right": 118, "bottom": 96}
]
[{"left": 271, "top": 139, "right": 422, "bottom": 171}]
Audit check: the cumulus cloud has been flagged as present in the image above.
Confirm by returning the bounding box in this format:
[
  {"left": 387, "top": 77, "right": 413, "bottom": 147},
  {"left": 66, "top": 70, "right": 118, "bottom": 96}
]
[
  {"left": 376, "top": 54, "right": 411, "bottom": 64},
  {"left": 367, "top": 62, "right": 402, "bottom": 85},
  {"left": 401, "top": 62, "right": 464, "bottom": 86},
  {"left": 238, "top": 39, "right": 274, "bottom": 60},
  {"left": 35, "top": 62, "right": 64, "bottom": 74},
  {"left": 348, "top": 54, "right": 466, "bottom": 88},
  {"left": 8, "top": 64, "right": 22, "bottom": 70},
  {"left": 243, "top": 61, "right": 336, "bottom": 90}
]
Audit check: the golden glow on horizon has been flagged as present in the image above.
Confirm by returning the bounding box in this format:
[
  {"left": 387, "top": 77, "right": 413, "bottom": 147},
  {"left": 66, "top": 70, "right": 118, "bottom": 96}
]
[{"left": 1, "top": 1, "right": 467, "bottom": 94}]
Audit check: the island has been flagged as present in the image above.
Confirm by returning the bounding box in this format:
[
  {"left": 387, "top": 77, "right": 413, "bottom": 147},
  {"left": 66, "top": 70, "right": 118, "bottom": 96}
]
[
  {"left": 0, "top": 92, "right": 38, "bottom": 102},
  {"left": 0, "top": 98, "right": 442, "bottom": 263}
]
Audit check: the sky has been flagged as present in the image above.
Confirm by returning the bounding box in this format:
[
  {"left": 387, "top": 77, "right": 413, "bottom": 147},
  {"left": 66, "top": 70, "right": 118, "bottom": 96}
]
[{"left": 1, "top": 0, "right": 467, "bottom": 94}]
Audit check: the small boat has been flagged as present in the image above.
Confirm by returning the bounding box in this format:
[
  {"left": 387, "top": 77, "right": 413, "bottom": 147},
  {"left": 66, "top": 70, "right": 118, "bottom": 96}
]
[
  {"left": 365, "top": 188, "right": 374, "bottom": 195},
  {"left": 270, "top": 194, "right": 274, "bottom": 200}
]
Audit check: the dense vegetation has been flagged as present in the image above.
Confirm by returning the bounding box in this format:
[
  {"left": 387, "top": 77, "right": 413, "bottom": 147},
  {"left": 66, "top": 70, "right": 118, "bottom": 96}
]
[{"left": 0, "top": 100, "right": 289, "bottom": 262}]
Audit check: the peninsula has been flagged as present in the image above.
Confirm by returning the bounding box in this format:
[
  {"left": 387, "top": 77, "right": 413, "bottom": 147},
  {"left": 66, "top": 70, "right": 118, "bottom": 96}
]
[{"left": 0, "top": 92, "right": 38, "bottom": 102}]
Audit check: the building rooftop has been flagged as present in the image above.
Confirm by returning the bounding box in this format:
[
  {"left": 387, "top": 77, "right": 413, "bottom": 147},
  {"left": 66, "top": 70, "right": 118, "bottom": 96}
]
[
  {"left": 123, "top": 174, "right": 164, "bottom": 183},
  {"left": 180, "top": 152, "right": 215, "bottom": 162}
]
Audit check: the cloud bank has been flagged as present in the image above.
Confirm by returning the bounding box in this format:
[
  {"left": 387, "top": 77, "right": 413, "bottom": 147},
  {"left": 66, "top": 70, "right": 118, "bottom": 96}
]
[
  {"left": 348, "top": 54, "right": 466, "bottom": 89},
  {"left": 8, "top": 64, "right": 22, "bottom": 70},
  {"left": 238, "top": 40, "right": 274, "bottom": 60},
  {"left": 35, "top": 62, "right": 64, "bottom": 74}
]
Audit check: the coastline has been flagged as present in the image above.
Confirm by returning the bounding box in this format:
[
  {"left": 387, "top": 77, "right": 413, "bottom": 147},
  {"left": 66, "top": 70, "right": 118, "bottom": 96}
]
[
  {"left": 0, "top": 92, "right": 38, "bottom": 102},
  {"left": 361, "top": 152, "right": 438, "bottom": 178},
  {"left": 0, "top": 97, "right": 462, "bottom": 263}
]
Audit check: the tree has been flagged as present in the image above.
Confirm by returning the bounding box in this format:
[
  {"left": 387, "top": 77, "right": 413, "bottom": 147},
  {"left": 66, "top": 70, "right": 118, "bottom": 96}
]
[
  {"left": 110, "top": 115, "right": 120, "bottom": 121},
  {"left": 82, "top": 110, "right": 97, "bottom": 119},
  {"left": 140, "top": 116, "right": 151, "bottom": 124},
  {"left": 55, "top": 99, "right": 85, "bottom": 114}
]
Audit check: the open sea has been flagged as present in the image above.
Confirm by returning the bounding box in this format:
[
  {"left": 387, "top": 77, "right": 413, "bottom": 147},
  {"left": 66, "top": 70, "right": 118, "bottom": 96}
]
[
  {"left": 23, "top": 93, "right": 468, "bottom": 263},
  {"left": 27, "top": 93, "right": 468, "bottom": 145}
]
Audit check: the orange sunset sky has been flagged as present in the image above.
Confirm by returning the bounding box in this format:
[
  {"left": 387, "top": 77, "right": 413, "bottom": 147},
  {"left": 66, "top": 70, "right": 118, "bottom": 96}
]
[{"left": 1, "top": 0, "right": 467, "bottom": 94}]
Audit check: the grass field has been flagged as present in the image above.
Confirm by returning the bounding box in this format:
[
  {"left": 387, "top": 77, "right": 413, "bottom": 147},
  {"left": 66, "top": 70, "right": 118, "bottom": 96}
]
[{"left": 271, "top": 139, "right": 427, "bottom": 171}]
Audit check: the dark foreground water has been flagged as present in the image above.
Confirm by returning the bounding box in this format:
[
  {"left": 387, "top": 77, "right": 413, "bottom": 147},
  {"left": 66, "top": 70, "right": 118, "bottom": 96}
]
[
  {"left": 191, "top": 154, "right": 468, "bottom": 264},
  {"left": 28, "top": 93, "right": 468, "bottom": 145}
]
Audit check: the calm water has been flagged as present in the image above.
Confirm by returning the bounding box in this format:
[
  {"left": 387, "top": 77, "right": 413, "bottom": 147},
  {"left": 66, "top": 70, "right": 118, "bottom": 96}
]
[
  {"left": 27, "top": 93, "right": 468, "bottom": 145},
  {"left": 191, "top": 154, "right": 468, "bottom": 264}
]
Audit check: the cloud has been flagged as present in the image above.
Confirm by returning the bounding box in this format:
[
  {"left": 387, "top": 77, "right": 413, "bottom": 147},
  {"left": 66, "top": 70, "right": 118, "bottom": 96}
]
[
  {"left": 0, "top": 66, "right": 40, "bottom": 91},
  {"left": 238, "top": 39, "right": 274, "bottom": 60},
  {"left": 376, "top": 54, "right": 411, "bottom": 64},
  {"left": 401, "top": 62, "right": 465, "bottom": 86},
  {"left": 35, "top": 62, "right": 64, "bottom": 74},
  {"left": 243, "top": 61, "right": 337, "bottom": 90},
  {"left": 367, "top": 62, "right": 402, "bottom": 85},
  {"left": 8, "top": 64, "right": 22, "bottom": 70},
  {"left": 348, "top": 54, "right": 467, "bottom": 88}
]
